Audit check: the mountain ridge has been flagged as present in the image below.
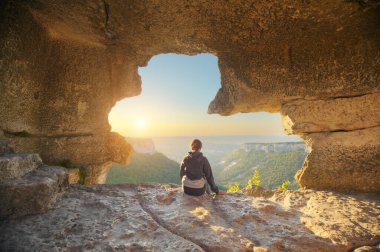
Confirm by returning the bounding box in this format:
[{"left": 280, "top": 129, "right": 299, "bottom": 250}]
[{"left": 240, "top": 142, "right": 308, "bottom": 153}]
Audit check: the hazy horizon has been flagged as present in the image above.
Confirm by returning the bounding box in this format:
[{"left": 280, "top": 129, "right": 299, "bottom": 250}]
[
  {"left": 125, "top": 134, "right": 302, "bottom": 142},
  {"left": 152, "top": 135, "right": 303, "bottom": 164}
]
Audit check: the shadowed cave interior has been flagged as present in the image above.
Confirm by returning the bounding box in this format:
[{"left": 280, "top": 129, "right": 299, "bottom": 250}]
[{"left": 0, "top": 1, "right": 379, "bottom": 251}]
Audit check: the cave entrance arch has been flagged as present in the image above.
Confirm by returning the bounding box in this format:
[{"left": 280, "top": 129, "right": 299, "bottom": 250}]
[
  {"left": 0, "top": 0, "right": 378, "bottom": 192},
  {"left": 106, "top": 53, "right": 307, "bottom": 189}
]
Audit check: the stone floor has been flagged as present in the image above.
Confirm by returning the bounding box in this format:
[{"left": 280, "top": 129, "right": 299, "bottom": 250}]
[{"left": 0, "top": 184, "right": 379, "bottom": 252}]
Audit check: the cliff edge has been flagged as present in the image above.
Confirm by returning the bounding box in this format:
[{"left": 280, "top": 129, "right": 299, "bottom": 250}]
[{"left": 1, "top": 184, "right": 378, "bottom": 251}]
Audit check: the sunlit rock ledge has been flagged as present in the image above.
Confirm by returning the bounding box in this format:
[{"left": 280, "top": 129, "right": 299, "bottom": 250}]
[{"left": 0, "top": 184, "right": 379, "bottom": 252}]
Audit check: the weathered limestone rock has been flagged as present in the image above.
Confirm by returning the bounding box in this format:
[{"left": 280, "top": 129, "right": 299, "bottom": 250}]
[
  {"left": 0, "top": 153, "right": 43, "bottom": 182},
  {"left": 272, "top": 189, "right": 380, "bottom": 249},
  {"left": 0, "top": 0, "right": 379, "bottom": 190},
  {"left": 244, "top": 185, "right": 275, "bottom": 198},
  {"left": 7, "top": 132, "right": 130, "bottom": 165},
  {"left": 0, "top": 140, "right": 13, "bottom": 154},
  {"left": 280, "top": 93, "right": 380, "bottom": 192},
  {"left": 354, "top": 245, "right": 380, "bottom": 252},
  {"left": 295, "top": 127, "right": 380, "bottom": 192},
  {"left": 83, "top": 162, "right": 113, "bottom": 185},
  {"left": 5, "top": 132, "right": 131, "bottom": 184},
  {"left": 66, "top": 168, "right": 81, "bottom": 184},
  {"left": 281, "top": 92, "right": 380, "bottom": 134},
  {"left": 0, "top": 184, "right": 378, "bottom": 251},
  {"left": 0, "top": 166, "right": 68, "bottom": 219}
]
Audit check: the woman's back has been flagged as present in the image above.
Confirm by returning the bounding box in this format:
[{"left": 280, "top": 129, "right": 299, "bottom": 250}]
[
  {"left": 180, "top": 139, "right": 225, "bottom": 196},
  {"left": 182, "top": 151, "right": 206, "bottom": 180}
]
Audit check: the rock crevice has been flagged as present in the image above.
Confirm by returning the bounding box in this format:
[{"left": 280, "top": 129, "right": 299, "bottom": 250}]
[{"left": 134, "top": 186, "right": 207, "bottom": 251}]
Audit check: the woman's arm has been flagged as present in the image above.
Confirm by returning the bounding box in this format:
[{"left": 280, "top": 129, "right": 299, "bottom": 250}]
[
  {"left": 180, "top": 160, "right": 186, "bottom": 180},
  {"left": 203, "top": 158, "right": 219, "bottom": 194}
]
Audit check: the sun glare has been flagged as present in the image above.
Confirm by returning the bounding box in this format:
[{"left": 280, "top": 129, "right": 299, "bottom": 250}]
[{"left": 134, "top": 118, "right": 146, "bottom": 130}]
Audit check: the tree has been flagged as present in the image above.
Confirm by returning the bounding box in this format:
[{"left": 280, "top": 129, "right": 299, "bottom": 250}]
[
  {"left": 227, "top": 182, "right": 242, "bottom": 193},
  {"left": 277, "top": 180, "right": 290, "bottom": 191},
  {"left": 246, "top": 169, "right": 261, "bottom": 189}
]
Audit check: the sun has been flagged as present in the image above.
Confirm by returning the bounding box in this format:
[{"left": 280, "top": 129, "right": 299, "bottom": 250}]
[{"left": 134, "top": 118, "right": 146, "bottom": 129}]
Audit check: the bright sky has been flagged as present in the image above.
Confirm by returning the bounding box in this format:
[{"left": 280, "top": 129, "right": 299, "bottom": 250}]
[{"left": 109, "top": 53, "right": 288, "bottom": 137}]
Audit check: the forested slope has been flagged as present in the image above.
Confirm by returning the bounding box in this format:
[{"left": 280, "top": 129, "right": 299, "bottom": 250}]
[
  {"left": 215, "top": 149, "right": 307, "bottom": 189},
  {"left": 106, "top": 152, "right": 181, "bottom": 185}
]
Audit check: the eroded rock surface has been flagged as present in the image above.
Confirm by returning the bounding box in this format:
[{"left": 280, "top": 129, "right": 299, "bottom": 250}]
[
  {"left": 281, "top": 92, "right": 380, "bottom": 134},
  {"left": 5, "top": 132, "right": 131, "bottom": 185},
  {"left": 66, "top": 168, "right": 81, "bottom": 184},
  {"left": 0, "top": 166, "right": 68, "bottom": 219},
  {"left": 280, "top": 92, "right": 380, "bottom": 192},
  {"left": 295, "top": 127, "right": 380, "bottom": 192},
  {"left": 1, "top": 184, "right": 379, "bottom": 252},
  {"left": 0, "top": 153, "right": 42, "bottom": 182},
  {"left": 0, "top": 140, "right": 12, "bottom": 153},
  {"left": 0, "top": 140, "right": 69, "bottom": 219}
]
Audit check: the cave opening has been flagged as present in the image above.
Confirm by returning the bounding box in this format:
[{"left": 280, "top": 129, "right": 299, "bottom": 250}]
[{"left": 107, "top": 53, "right": 307, "bottom": 190}]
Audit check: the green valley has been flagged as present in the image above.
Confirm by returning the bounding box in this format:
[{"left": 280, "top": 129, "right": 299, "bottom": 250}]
[
  {"left": 106, "top": 138, "right": 307, "bottom": 190},
  {"left": 214, "top": 149, "right": 307, "bottom": 189},
  {"left": 106, "top": 152, "right": 181, "bottom": 185}
]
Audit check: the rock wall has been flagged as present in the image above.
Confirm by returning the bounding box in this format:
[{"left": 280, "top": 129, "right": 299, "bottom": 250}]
[
  {"left": 0, "top": 0, "right": 379, "bottom": 191},
  {"left": 0, "top": 1, "right": 135, "bottom": 181},
  {"left": 282, "top": 93, "right": 380, "bottom": 192}
]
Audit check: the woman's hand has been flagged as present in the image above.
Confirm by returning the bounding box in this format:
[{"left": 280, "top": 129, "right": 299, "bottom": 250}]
[{"left": 217, "top": 191, "right": 227, "bottom": 195}]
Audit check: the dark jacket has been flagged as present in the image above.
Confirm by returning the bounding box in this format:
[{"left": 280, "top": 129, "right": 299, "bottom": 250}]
[{"left": 180, "top": 151, "right": 219, "bottom": 193}]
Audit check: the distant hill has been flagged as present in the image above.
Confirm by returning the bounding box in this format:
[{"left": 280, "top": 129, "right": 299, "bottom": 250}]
[
  {"left": 107, "top": 138, "right": 307, "bottom": 189},
  {"left": 241, "top": 142, "right": 308, "bottom": 153},
  {"left": 215, "top": 143, "right": 308, "bottom": 189},
  {"left": 125, "top": 137, "right": 156, "bottom": 154},
  {"left": 106, "top": 152, "right": 181, "bottom": 185},
  {"left": 152, "top": 136, "right": 303, "bottom": 164}
]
